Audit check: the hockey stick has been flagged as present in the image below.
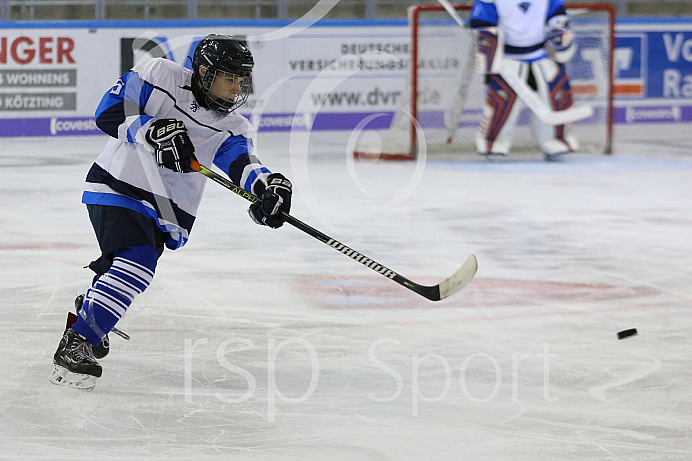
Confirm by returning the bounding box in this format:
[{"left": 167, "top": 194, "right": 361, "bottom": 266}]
[
  {"left": 498, "top": 65, "right": 593, "bottom": 125},
  {"left": 436, "top": 0, "right": 593, "bottom": 126},
  {"left": 445, "top": 34, "right": 476, "bottom": 143},
  {"left": 190, "top": 159, "right": 477, "bottom": 301},
  {"left": 436, "top": 0, "right": 475, "bottom": 143}
]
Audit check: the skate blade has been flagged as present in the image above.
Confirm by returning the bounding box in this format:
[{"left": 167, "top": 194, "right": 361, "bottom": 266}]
[
  {"left": 479, "top": 152, "right": 506, "bottom": 162},
  {"left": 544, "top": 150, "right": 574, "bottom": 162},
  {"left": 49, "top": 364, "right": 96, "bottom": 391}
]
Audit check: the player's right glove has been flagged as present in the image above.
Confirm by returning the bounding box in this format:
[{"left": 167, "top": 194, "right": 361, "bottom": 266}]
[
  {"left": 145, "top": 118, "right": 197, "bottom": 173},
  {"left": 248, "top": 173, "right": 292, "bottom": 229}
]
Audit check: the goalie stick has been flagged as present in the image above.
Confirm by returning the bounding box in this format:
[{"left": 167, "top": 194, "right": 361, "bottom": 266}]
[
  {"left": 445, "top": 30, "right": 476, "bottom": 144},
  {"left": 436, "top": 0, "right": 593, "bottom": 126},
  {"left": 444, "top": 25, "right": 476, "bottom": 144},
  {"left": 190, "top": 159, "right": 477, "bottom": 301},
  {"left": 498, "top": 65, "right": 593, "bottom": 125}
]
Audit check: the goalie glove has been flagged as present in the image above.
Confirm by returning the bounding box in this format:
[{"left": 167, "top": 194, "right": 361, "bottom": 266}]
[
  {"left": 248, "top": 173, "right": 292, "bottom": 229},
  {"left": 546, "top": 16, "right": 576, "bottom": 63},
  {"left": 145, "top": 118, "right": 197, "bottom": 173}
]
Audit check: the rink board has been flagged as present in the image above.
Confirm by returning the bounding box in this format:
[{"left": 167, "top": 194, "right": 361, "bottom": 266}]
[{"left": 0, "top": 17, "right": 690, "bottom": 136}]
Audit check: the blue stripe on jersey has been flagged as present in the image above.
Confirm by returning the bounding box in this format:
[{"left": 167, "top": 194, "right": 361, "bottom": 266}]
[
  {"left": 523, "top": 55, "right": 548, "bottom": 63},
  {"left": 95, "top": 71, "right": 155, "bottom": 139},
  {"left": 127, "top": 115, "right": 154, "bottom": 143},
  {"left": 82, "top": 162, "right": 195, "bottom": 247},
  {"left": 82, "top": 191, "right": 189, "bottom": 249},
  {"left": 243, "top": 166, "right": 269, "bottom": 193},
  {"left": 212, "top": 135, "right": 253, "bottom": 175},
  {"left": 72, "top": 244, "right": 157, "bottom": 345},
  {"left": 213, "top": 135, "right": 270, "bottom": 193},
  {"left": 469, "top": 0, "right": 498, "bottom": 28},
  {"left": 547, "top": 0, "right": 566, "bottom": 20},
  {"left": 81, "top": 191, "right": 159, "bottom": 223}
]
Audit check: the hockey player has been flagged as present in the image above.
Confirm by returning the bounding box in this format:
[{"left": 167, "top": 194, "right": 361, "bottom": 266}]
[
  {"left": 49, "top": 35, "right": 293, "bottom": 390},
  {"left": 470, "top": 0, "right": 578, "bottom": 160}
]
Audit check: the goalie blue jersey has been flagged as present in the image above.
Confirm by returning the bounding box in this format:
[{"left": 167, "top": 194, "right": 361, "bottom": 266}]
[
  {"left": 470, "top": 0, "right": 568, "bottom": 61},
  {"left": 85, "top": 57, "right": 270, "bottom": 250}
]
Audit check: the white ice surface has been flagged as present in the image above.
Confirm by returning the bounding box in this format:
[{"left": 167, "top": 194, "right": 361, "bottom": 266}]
[{"left": 1, "top": 124, "right": 692, "bottom": 460}]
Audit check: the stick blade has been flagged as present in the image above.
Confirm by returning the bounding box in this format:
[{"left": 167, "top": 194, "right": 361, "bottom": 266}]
[
  {"left": 437, "top": 254, "right": 478, "bottom": 300},
  {"left": 548, "top": 104, "right": 594, "bottom": 126},
  {"left": 499, "top": 65, "right": 593, "bottom": 126}
]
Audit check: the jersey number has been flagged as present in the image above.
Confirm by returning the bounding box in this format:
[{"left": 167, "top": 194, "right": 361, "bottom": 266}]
[{"left": 110, "top": 79, "right": 125, "bottom": 95}]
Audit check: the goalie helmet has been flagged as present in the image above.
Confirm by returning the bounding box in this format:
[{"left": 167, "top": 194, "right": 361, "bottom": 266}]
[{"left": 190, "top": 34, "right": 254, "bottom": 113}]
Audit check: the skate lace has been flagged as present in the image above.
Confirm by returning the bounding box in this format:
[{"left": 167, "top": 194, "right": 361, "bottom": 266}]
[{"left": 71, "top": 336, "right": 96, "bottom": 362}]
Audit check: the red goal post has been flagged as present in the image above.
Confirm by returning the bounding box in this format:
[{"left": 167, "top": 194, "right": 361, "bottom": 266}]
[{"left": 352, "top": 3, "right": 615, "bottom": 161}]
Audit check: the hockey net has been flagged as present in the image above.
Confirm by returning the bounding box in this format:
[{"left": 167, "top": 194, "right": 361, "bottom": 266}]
[{"left": 352, "top": 3, "right": 615, "bottom": 160}]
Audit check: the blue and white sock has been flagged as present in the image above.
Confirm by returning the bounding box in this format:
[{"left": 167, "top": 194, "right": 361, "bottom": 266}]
[{"left": 72, "top": 244, "right": 157, "bottom": 345}]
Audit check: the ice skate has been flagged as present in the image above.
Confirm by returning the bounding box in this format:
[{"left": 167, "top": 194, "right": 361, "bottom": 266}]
[
  {"left": 542, "top": 146, "right": 574, "bottom": 162},
  {"left": 476, "top": 133, "right": 510, "bottom": 161},
  {"left": 49, "top": 312, "right": 102, "bottom": 390},
  {"left": 543, "top": 150, "right": 569, "bottom": 162},
  {"left": 74, "top": 294, "right": 110, "bottom": 359},
  {"left": 478, "top": 151, "right": 507, "bottom": 161}
]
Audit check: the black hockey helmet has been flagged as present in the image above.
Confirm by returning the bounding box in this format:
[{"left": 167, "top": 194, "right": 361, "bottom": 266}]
[{"left": 190, "top": 34, "right": 254, "bottom": 113}]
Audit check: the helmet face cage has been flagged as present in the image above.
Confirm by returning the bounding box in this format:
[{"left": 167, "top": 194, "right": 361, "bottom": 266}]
[
  {"left": 191, "top": 34, "right": 254, "bottom": 114},
  {"left": 199, "top": 66, "right": 252, "bottom": 113}
]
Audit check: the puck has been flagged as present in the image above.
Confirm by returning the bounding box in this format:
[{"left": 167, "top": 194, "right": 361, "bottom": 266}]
[{"left": 617, "top": 328, "right": 638, "bottom": 340}]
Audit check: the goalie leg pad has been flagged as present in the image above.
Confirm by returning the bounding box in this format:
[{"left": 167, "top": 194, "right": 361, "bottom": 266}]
[
  {"left": 544, "top": 61, "right": 574, "bottom": 112},
  {"left": 475, "top": 27, "right": 504, "bottom": 75},
  {"left": 476, "top": 61, "right": 526, "bottom": 156},
  {"left": 530, "top": 59, "right": 578, "bottom": 156}
]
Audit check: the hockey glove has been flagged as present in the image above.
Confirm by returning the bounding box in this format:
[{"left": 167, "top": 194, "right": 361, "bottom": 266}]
[
  {"left": 145, "top": 118, "right": 197, "bottom": 173},
  {"left": 546, "top": 16, "right": 576, "bottom": 63},
  {"left": 248, "top": 173, "right": 292, "bottom": 229}
]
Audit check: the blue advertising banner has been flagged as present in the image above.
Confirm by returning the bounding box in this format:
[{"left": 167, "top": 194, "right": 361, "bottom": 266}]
[
  {"left": 614, "top": 19, "right": 692, "bottom": 124},
  {"left": 647, "top": 31, "right": 692, "bottom": 98},
  {"left": 614, "top": 34, "right": 645, "bottom": 97},
  {"left": 615, "top": 28, "right": 692, "bottom": 99}
]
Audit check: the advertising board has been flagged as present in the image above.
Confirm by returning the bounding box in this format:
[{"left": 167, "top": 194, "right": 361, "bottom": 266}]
[{"left": 0, "top": 18, "right": 690, "bottom": 137}]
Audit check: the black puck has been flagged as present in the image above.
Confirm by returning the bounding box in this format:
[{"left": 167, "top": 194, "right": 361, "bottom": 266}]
[{"left": 617, "top": 328, "right": 638, "bottom": 340}]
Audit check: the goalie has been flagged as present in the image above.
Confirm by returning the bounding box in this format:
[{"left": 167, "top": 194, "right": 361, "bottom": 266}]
[{"left": 470, "top": 0, "right": 578, "bottom": 160}]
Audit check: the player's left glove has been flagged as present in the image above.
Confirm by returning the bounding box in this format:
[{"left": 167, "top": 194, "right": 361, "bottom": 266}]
[
  {"left": 145, "top": 118, "right": 198, "bottom": 173},
  {"left": 248, "top": 173, "right": 292, "bottom": 229},
  {"left": 546, "top": 16, "right": 576, "bottom": 63}
]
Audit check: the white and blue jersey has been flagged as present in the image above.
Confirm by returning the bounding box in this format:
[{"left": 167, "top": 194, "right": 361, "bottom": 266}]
[
  {"left": 469, "top": 0, "right": 568, "bottom": 61},
  {"left": 85, "top": 57, "right": 270, "bottom": 250}
]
